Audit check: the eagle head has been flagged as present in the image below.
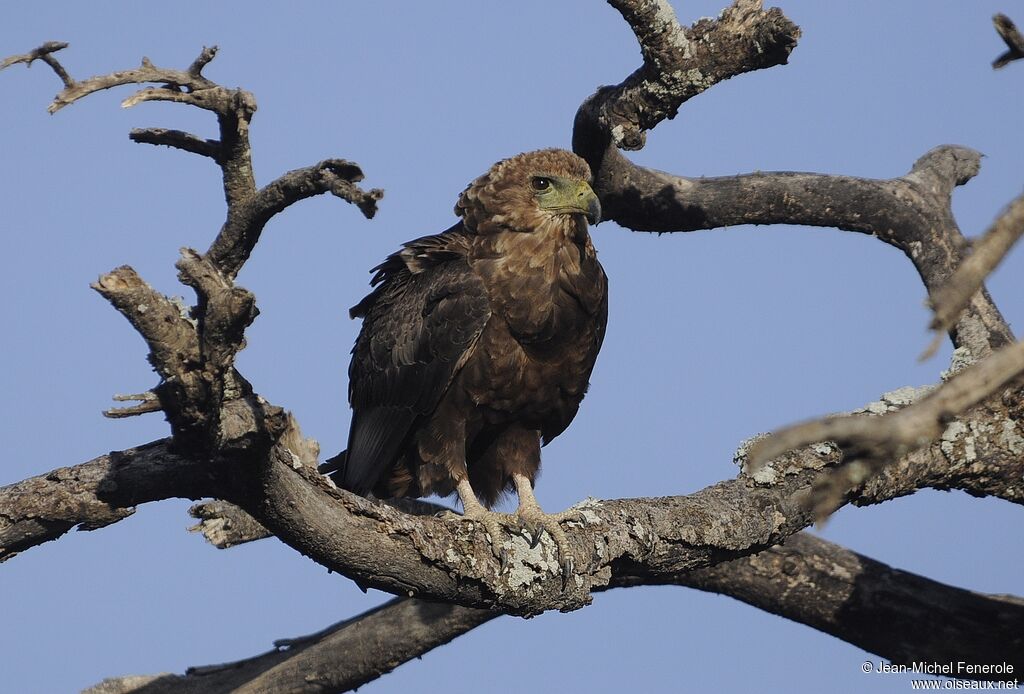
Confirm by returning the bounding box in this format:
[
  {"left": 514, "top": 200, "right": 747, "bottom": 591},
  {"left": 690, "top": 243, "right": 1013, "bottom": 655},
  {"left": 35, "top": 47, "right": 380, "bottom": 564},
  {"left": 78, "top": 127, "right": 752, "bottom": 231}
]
[{"left": 455, "top": 149, "right": 601, "bottom": 235}]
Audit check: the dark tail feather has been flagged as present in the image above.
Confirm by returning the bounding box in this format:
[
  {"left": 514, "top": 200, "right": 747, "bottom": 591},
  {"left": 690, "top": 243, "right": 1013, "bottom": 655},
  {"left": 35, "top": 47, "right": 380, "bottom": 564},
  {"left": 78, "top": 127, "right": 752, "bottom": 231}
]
[
  {"left": 343, "top": 407, "right": 416, "bottom": 495},
  {"left": 318, "top": 450, "right": 347, "bottom": 479}
]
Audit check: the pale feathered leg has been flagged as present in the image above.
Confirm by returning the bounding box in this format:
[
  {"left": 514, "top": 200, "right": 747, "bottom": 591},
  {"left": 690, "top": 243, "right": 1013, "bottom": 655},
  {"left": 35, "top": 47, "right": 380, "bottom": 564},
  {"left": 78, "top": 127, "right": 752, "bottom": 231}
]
[{"left": 446, "top": 478, "right": 513, "bottom": 566}]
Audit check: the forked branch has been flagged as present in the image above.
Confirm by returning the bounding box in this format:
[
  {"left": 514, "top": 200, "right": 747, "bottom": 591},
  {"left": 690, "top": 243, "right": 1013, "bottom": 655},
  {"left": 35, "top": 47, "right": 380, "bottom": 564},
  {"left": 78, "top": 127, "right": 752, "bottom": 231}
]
[
  {"left": 926, "top": 191, "right": 1024, "bottom": 351},
  {"left": 993, "top": 14, "right": 1024, "bottom": 69}
]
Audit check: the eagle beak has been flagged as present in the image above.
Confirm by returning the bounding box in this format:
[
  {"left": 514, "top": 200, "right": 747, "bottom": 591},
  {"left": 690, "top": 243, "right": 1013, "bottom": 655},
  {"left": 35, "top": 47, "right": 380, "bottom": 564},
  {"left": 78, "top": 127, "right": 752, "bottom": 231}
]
[{"left": 578, "top": 182, "right": 602, "bottom": 225}]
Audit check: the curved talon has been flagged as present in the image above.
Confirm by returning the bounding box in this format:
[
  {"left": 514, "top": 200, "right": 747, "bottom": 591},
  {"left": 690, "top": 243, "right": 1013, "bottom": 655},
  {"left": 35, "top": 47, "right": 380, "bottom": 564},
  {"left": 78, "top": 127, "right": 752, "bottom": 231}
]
[
  {"left": 561, "top": 555, "right": 575, "bottom": 589},
  {"left": 528, "top": 525, "right": 544, "bottom": 549}
]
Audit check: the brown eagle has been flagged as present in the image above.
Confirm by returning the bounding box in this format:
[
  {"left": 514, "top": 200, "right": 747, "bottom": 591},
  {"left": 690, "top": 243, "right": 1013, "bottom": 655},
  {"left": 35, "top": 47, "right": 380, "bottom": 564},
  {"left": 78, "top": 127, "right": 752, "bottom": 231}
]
[{"left": 328, "top": 149, "right": 607, "bottom": 570}]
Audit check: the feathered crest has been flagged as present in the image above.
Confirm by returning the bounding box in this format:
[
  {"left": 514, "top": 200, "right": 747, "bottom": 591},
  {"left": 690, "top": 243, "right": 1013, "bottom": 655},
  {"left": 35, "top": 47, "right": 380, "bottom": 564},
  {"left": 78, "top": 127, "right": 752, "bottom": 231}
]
[{"left": 454, "top": 149, "right": 592, "bottom": 235}]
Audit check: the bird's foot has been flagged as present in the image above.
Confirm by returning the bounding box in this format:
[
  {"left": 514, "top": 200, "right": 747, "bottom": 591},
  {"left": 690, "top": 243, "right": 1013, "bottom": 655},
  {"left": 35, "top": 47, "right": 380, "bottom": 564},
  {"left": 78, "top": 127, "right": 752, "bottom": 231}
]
[
  {"left": 514, "top": 504, "right": 583, "bottom": 586},
  {"left": 442, "top": 506, "right": 516, "bottom": 568}
]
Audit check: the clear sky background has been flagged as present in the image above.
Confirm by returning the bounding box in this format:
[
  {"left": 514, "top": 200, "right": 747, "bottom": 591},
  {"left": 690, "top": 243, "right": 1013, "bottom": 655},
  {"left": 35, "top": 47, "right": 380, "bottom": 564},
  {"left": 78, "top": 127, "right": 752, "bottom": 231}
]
[{"left": 2, "top": 2, "right": 1022, "bottom": 692}]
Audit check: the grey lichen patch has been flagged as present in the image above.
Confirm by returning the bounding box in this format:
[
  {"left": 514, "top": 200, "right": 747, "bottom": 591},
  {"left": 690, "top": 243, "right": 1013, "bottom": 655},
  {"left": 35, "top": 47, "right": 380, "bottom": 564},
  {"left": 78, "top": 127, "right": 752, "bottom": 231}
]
[
  {"left": 188, "top": 516, "right": 231, "bottom": 547},
  {"left": 769, "top": 509, "right": 787, "bottom": 533},
  {"left": 736, "top": 433, "right": 828, "bottom": 484},
  {"left": 750, "top": 464, "right": 780, "bottom": 485},
  {"left": 504, "top": 541, "right": 559, "bottom": 591},
  {"left": 829, "top": 561, "right": 854, "bottom": 582},
  {"left": 859, "top": 385, "right": 934, "bottom": 415},
  {"left": 734, "top": 433, "right": 771, "bottom": 469},
  {"left": 812, "top": 442, "right": 839, "bottom": 458},
  {"left": 170, "top": 295, "right": 196, "bottom": 327},
  {"left": 610, "top": 124, "right": 628, "bottom": 146},
  {"left": 684, "top": 68, "right": 708, "bottom": 89},
  {"left": 485, "top": 534, "right": 566, "bottom": 612},
  {"left": 565, "top": 497, "right": 603, "bottom": 527},
  {"left": 444, "top": 546, "right": 475, "bottom": 569},
  {"left": 998, "top": 419, "right": 1024, "bottom": 455},
  {"left": 940, "top": 420, "right": 977, "bottom": 467},
  {"left": 941, "top": 346, "right": 976, "bottom": 381}
]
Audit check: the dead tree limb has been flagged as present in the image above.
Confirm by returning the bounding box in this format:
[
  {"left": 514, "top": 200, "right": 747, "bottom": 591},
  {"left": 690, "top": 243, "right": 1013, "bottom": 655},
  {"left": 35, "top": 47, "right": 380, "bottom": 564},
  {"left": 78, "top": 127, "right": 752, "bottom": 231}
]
[
  {"left": 993, "top": 14, "right": 1024, "bottom": 69},
  {"left": 927, "top": 191, "right": 1024, "bottom": 346},
  {"left": 746, "top": 341, "right": 1024, "bottom": 519},
  {"left": 84, "top": 598, "right": 496, "bottom": 694},
  {"left": 5, "top": 376, "right": 1022, "bottom": 613},
  {"left": 83, "top": 532, "right": 1024, "bottom": 693},
  {"left": 575, "top": 4, "right": 1009, "bottom": 361}
]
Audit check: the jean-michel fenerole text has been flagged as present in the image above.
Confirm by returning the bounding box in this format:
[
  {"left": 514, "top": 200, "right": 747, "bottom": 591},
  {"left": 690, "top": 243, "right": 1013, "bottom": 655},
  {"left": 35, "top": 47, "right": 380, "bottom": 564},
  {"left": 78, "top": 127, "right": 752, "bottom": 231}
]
[{"left": 873, "top": 662, "right": 1014, "bottom": 677}]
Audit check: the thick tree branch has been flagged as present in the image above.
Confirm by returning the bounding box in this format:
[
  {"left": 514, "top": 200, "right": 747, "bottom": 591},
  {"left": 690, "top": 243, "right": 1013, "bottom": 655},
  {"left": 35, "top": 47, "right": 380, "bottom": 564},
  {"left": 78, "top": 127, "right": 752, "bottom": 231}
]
[
  {"left": 573, "top": 6, "right": 1010, "bottom": 360},
  {"left": 993, "top": 14, "right": 1024, "bottom": 69},
  {"left": 677, "top": 533, "right": 1024, "bottom": 672},
  {"left": 85, "top": 531, "right": 1024, "bottom": 693},
  {"left": 0, "top": 441, "right": 208, "bottom": 562},
  {"left": 586, "top": 0, "right": 800, "bottom": 151},
  {"left": 581, "top": 144, "right": 1012, "bottom": 359},
  {"left": 748, "top": 341, "right": 1024, "bottom": 519},
  {"left": 5, "top": 373, "right": 1022, "bottom": 612},
  {"left": 85, "top": 598, "right": 497, "bottom": 694}
]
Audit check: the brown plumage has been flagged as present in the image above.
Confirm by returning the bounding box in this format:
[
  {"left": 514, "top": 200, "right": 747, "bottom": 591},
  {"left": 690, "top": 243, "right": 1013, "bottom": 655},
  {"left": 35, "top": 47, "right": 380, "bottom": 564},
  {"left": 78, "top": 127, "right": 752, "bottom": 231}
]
[{"left": 328, "top": 149, "right": 607, "bottom": 566}]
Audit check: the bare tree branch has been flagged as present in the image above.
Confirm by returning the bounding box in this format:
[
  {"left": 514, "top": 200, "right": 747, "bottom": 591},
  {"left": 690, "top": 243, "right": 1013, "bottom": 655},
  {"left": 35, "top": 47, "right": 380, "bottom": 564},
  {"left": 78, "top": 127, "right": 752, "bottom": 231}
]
[
  {"left": 129, "top": 128, "right": 222, "bottom": 160},
  {"left": 6, "top": 42, "right": 381, "bottom": 283},
  {"left": 41, "top": 45, "right": 228, "bottom": 115},
  {"left": 747, "top": 340, "right": 1024, "bottom": 519},
  {"left": 265, "top": 160, "right": 382, "bottom": 217},
  {"left": 5, "top": 375, "right": 1022, "bottom": 612},
  {"left": 0, "top": 441, "right": 207, "bottom": 562},
  {"left": 187, "top": 497, "right": 448, "bottom": 549},
  {"left": 85, "top": 598, "right": 496, "bottom": 694},
  {"left": 0, "top": 41, "right": 74, "bottom": 86},
  {"left": 188, "top": 500, "right": 270, "bottom": 549},
  {"left": 584, "top": 0, "right": 800, "bottom": 151},
  {"left": 678, "top": 533, "right": 1024, "bottom": 672},
  {"left": 993, "top": 14, "right": 1024, "bottom": 69},
  {"left": 580, "top": 144, "right": 1011, "bottom": 360},
  {"left": 925, "top": 191, "right": 1024, "bottom": 352},
  {"left": 84, "top": 532, "right": 1024, "bottom": 693},
  {"left": 574, "top": 6, "right": 1010, "bottom": 361}
]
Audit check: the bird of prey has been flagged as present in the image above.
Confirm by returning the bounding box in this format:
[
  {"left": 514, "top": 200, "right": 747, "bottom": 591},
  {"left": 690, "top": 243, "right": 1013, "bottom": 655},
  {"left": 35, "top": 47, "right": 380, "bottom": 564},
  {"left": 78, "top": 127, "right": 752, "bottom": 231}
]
[{"left": 329, "top": 149, "right": 607, "bottom": 571}]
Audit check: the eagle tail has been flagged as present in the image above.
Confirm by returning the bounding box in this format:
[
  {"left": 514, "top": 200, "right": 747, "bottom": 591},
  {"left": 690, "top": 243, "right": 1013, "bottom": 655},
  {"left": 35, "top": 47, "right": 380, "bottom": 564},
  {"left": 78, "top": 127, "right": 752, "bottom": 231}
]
[{"left": 338, "top": 406, "right": 417, "bottom": 496}]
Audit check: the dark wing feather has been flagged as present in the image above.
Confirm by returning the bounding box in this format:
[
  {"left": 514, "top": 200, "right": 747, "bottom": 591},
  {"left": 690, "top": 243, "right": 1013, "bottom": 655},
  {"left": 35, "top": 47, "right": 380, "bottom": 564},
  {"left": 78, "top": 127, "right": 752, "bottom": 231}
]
[{"left": 340, "top": 231, "right": 490, "bottom": 494}]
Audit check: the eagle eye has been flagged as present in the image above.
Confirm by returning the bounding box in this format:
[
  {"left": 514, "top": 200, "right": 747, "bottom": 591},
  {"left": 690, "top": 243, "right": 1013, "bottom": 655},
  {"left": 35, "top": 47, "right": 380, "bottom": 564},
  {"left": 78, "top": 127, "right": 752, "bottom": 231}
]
[{"left": 530, "top": 176, "right": 552, "bottom": 192}]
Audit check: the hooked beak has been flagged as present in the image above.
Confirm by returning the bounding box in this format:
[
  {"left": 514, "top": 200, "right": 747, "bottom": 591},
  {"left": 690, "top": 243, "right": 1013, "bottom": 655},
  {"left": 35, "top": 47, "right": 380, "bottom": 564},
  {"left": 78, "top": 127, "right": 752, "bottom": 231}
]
[{"left": 577, "top": 181, "right": 601, "bottom": 225}]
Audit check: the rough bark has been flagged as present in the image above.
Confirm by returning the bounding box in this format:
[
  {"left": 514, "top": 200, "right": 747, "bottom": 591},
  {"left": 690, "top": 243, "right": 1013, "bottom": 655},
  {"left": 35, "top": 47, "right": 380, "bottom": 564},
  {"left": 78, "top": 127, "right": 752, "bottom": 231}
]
[
  {"left": 5, "top": 380, "right": 1022, "bottom": 613},
  {"left": 84, "top": 533, "right": 1024, "bottom": 693},
  {"left": 84, "top": 599, "right": 496, "bottom": 694}
]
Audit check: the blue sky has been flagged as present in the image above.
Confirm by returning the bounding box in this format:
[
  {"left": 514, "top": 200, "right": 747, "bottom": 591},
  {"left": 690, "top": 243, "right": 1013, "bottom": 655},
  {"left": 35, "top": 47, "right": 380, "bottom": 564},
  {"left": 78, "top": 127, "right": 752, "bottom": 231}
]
[{"left": 2, "top": 2, "right": 1021, "bottom": 692}]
